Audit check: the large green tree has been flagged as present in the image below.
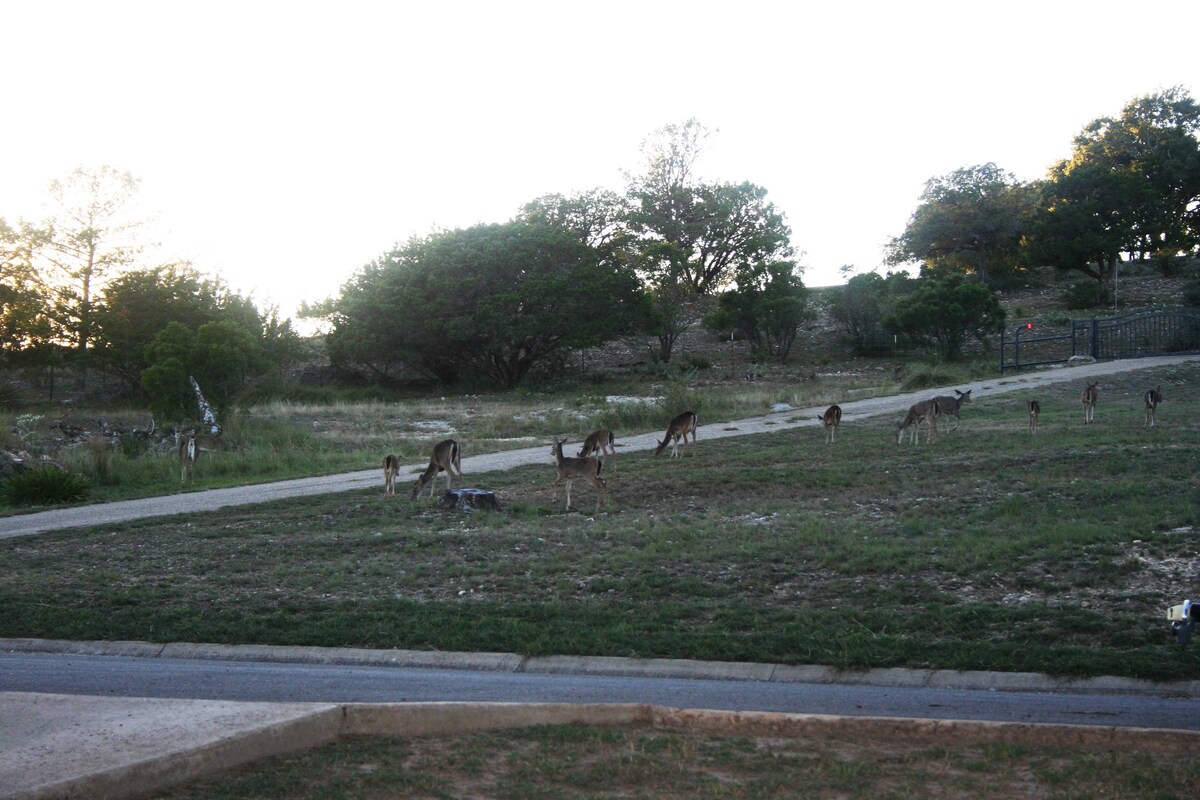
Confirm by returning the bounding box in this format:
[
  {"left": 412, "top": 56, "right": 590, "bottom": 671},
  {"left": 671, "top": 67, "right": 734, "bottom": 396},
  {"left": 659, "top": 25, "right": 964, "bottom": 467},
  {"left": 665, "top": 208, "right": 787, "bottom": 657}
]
[
  {"left": 887, "top": 163, "right": 1035, "bottom": 286},
  {"left": 1068, "top": 86, "right": 1200, "bottom": 258},
  {"left": 326, "top": 221, "right": 645, "bottom": 389},
  {"left": 141, "top": 319, "right": 268, "bottom": 424},
  {"left": 886, "top": 275, "right": 1005, "bottom": 360},
  {"left": 92, "top": 263, "right": 267, "bottom": 390},
  {"left": 624, "top": 119, "right": 797, "bottom": 361},
  {"left": 829, "top": 271, "right": 916, "bottom": 356},
  {"left": 1025, "top": 88, "right": 1200, "bottom": 284},
  {"left": 705, "top": 261, "right": 808, "bottom": 362}
]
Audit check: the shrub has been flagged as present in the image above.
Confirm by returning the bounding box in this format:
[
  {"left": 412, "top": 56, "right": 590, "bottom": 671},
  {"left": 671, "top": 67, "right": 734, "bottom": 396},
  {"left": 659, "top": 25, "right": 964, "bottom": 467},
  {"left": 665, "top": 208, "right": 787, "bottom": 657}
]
[
  {"left": 118, "top": 433, "right": 151, "bottom": 459},
  {"left": 1065, "top": 281, "right": 1111, "bottom": 310},
  {"left": 3, "top": 465, "right": 91, "bottom": 506},
  {"left": 1183, "top": 278, "right": 1200, "bottom": 308}
]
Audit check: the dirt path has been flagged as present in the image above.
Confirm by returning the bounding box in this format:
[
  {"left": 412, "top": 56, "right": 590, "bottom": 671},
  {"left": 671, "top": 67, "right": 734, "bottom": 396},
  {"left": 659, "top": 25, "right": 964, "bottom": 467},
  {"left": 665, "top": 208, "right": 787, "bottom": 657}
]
[{"left": 2, "top": 355, "right": 1195, "bottom": 540}]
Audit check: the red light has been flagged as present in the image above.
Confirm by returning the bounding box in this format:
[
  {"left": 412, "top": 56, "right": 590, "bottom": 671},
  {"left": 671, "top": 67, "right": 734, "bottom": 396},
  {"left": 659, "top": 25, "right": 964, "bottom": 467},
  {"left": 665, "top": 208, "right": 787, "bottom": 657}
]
[{"left": 1026, "top": 323, "right": 1033, "bottom": 330}]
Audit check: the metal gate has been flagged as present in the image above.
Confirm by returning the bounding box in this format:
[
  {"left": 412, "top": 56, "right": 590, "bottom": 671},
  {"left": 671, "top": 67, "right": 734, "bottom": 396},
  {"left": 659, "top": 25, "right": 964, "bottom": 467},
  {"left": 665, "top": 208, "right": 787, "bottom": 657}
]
[{"left": 1000, "top": 306, "right": 1200, "bottom": 372}]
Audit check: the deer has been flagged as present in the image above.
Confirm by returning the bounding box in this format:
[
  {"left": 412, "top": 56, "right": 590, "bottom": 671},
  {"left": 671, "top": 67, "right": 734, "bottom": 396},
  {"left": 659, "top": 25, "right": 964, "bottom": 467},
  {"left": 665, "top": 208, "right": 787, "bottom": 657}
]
[
  {"left": 817, "top": 404, "right": 842, "bottom": 444},
  {"left": 1144, "top": 385, "right": 1162, "bottom": 428},
  {"left": 896, "top": 398, "right": 940, "bottom": 445},
  {"left": 654, "top": 411, "right": 698, "bottom": 458},
  {"left": 410, "top": 439, "right": 462, "bottom": 499},
  {"left": 1082, "top": 383, "right": 1098, "bottom": 425},
  {"left": 577, "top": 428, "right": 617, "bottom": 471},
  {"left": 551, "top": 438, "right": 606, "bottom": 513},
  {"left": 177, "top": 429, "right": 197, "bottom": 483},
  {"left": 382, "top": 454, "right": 401, "bottom": 497},
  {"left": 1027, "top": 399, "right": 1040, "bottom": 434},
  {"left": 931, "top": 389, "right": 972, "bottom": 431}
]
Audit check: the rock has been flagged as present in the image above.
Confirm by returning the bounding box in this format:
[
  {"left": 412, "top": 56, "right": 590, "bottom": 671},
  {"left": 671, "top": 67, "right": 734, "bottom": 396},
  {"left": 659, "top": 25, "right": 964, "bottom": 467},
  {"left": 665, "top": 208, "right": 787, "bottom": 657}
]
[{"left": 437, "top": 488, "right": 503, "bottom": 512}]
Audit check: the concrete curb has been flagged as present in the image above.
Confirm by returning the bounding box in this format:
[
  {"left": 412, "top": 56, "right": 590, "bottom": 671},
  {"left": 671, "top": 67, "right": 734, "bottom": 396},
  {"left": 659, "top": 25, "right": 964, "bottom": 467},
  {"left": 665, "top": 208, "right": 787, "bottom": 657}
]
[
  {"left": 7, "top": 694, "right": 1199, "bottom": 800},
  {"left": 6, "top": 637, "right": 1199, "bottom": 698}
]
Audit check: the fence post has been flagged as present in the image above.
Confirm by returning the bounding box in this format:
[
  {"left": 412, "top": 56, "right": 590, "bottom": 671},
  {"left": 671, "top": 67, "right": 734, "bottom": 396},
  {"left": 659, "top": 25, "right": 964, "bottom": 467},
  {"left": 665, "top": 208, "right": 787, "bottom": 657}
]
[{"left": 1090, "top": 317, "right": 1099, "bottom": 359}]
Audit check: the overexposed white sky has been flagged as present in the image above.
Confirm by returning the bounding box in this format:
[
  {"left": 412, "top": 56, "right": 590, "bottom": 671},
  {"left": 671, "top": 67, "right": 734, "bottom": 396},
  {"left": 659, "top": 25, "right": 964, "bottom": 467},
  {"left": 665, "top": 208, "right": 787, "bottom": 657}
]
[{"left": 3, "top": 0, "right": 1198, "bottom": 319}]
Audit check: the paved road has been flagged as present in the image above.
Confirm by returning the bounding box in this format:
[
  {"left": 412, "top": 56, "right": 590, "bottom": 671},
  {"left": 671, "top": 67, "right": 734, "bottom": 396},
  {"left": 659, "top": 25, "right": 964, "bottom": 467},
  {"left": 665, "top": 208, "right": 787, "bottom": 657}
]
[
  {"left": 4, "top": 650, "right": 1199, "bottom": 731},
  {"left": 2, "top": 354, "right": 1196, "bottom": 540}
]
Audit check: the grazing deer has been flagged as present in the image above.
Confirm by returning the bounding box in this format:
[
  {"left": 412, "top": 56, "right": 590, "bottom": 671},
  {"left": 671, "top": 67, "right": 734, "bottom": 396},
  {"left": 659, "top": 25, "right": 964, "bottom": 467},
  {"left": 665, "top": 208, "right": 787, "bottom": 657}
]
[
  {"left": 1144, "top": 385, "right": 1162, "bottom": 428},
  {"left": 411, "top": 439, "right": 462, "bottom": 499},
  {"left": 382, "top": 454, "right": 401, "bottom": 497},
  {"left": 932, "top": 389, "right": 972, "bottom": 431},
  {"left": 896, "top": 398, "right": 940, "bottom": 445},
  {"left": 818, "top": 404, "right": 842, "bottom": 444},
  {"left": 1081, "top": 383, "right": 1098, "bottom": 425},
  {"left": 551, "top": 438, "right": 606, "bottom": 513},
  {"left": 1027, "top": 399, "right": 1040, "bottom": 434},
  {"left": 578, "top": 428, "right": 617, "bottom": 471},
  {"left": 178, "top": 429, "right": 197, "bottom": 483},
  {"left": 654, "top": 411, "right": 698, "bottom": 458}
]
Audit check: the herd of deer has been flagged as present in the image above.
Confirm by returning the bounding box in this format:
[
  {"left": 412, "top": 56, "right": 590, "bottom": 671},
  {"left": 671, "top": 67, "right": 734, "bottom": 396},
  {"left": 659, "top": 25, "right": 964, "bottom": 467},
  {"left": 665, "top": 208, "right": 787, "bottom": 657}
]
[
  {"left": 377, "top": 410, "right": 700, "bottom": 513},
  {"left": 893, "top": 382, "right": 1163, "bottom": 443},
  {"left": 176, "top": 382, "right": 1166, "bottom": 501},
  {"left": 369, "top": 382, "right": 1165, "bottom": 510}
]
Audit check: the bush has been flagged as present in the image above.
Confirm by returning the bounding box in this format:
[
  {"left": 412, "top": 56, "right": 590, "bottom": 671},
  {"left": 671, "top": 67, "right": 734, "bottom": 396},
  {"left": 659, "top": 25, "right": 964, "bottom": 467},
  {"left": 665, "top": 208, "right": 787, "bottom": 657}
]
[
  {"left": 2, "top": 465, "right": 91, "bottom": 506},
  {"left": 118, "top": 433, "right": 151, "bottom": 459},
  {"left": 1183, "top": 279, "right": 1200, "bottom": 308},
  {"left": 1065, "top": 281, "right": 1111, "bottom": 310}
]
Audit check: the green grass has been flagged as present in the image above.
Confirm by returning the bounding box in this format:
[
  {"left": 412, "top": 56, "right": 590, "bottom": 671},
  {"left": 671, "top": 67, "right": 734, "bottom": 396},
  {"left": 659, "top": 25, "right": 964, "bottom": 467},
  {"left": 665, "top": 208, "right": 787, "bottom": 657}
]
[
  {"left": 151, "top": 724, "right": 1200, "bottom": 800},
  {"left": 0, "top": 369, "right": 898, "bottom": 511},
  {"left": 1, "top": 362, "right": 1198, "bottom": 679}
]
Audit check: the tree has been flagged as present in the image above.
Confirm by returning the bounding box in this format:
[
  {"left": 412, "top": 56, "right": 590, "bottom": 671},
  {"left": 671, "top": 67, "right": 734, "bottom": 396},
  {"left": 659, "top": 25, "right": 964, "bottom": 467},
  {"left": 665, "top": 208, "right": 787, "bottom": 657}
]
[
  {"left": 887, "top": 163, "right": 1035, "bottom": 286},
  {"left": 1025, "top": 88, "right": 1200, "bottom": 285},
  {"left": 626, "top": 119, "right": 796, "bottom": 296},
  {"left": 705, "top": 262, "right": 808, "bottom": 362},
  {"left": 40, "top": 166, "right": 144, "bottom": 356},
  {"left": 885, "top": 275, "right": 1005, "bottom": 360},
  {"left": 1067, "top": 86, "right": 1200, "bottom": 258},
  {"left": 92, "top": 263, "right": 264, "bottom": 390},
  {"left": 518, "top": 189, "right": 633, "bottom": 260},
  {"left": 1023, "top": 161, "right": 1143, "bottom": 285},
  {"left": 141, "top": 319, "right": 267, "bottom": 424},
  {"left": 0, "top": 218, "right": 54, "bottom": 362},
  {"left": 828, "top": 271, "right": 915, "bottom": 356},
  {"left": 326, "top": 221, "right": 645, "bottom": 389}
]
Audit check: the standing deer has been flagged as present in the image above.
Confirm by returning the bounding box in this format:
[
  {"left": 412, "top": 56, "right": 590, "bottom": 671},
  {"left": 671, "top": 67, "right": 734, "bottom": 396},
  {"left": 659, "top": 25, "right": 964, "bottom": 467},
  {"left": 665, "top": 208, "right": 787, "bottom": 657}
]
[
  {"left": 654, "top": 411, "right": 698, "bottom": 458},
  {"left": 177, "top": 429, "right": 197, "bottom": 483},
  {"left": 896, "top": 399, "right": 940, "bottom": 445},
  {"left": 382, "top": 454, "right": 401, "bottom": 497},
  {"left": 577, "top": 428, "right": 617, "bottom": 471},
  {"left": 1027, "top": 400, "right": 1040, "bottom": 434},
  {"left": 1144, "top": 385, "right": 1162, "bottom": 428},
  {"left": 817, "top": 404, "right": 842, "bottom": 444},
  {"left": 932, "top": 389, "right": 972, "bottom": 431},
  {"left": 411, "top": 439, "right": 462, "bottom": 499},
  {"left": 551, "top": 438, "right": 606, "bottom": 513},
  {"left": 1082, "top": 383, "right": 1098, "bottom": 425}
]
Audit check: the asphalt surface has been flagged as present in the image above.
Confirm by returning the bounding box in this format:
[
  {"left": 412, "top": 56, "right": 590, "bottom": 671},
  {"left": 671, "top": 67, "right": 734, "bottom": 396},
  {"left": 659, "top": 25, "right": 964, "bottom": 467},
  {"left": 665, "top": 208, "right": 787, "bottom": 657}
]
[{"left": 2, "top": 353, "right": 1199, "bottom": 799}]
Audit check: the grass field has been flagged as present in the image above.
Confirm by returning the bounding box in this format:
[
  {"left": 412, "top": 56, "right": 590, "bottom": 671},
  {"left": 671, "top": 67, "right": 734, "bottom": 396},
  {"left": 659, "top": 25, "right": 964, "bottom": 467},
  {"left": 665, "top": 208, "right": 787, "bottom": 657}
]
[
  {"left": 1, "top": 361, "right": 1198, "bottom": 680},
  {"left": 151, "top": 723, "right": 1200, "bottom": 800}
]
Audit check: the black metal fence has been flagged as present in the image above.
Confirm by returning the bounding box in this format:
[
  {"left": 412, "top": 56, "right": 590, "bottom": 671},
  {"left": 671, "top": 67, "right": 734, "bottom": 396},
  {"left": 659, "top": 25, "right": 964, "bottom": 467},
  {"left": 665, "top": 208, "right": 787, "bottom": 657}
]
[{"left": 1000, "top": 306, "right": 1200, "bottom": 372}]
